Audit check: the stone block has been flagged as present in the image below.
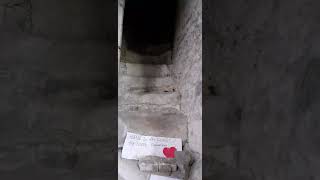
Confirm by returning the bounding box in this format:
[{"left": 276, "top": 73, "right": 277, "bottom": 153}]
[
  {"left": 159, "top": 163, "right": 176, "bottom": 172},
  {"left": 139, "top": 161, "right": 159, "bottom": 172},
  {"left": 138, "top": 151, "right": 193, "bottom": 179},
  {"left": 138, "top": 156, "right": 177, "bottom": 173}
]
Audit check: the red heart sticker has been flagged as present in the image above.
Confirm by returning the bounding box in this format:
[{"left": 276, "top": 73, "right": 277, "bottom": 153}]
[{"left": 163, "top": 147, "right": 177, "bottom": 158}]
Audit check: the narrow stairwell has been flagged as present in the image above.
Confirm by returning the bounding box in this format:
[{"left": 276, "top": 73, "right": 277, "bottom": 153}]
[{"left": 118, "top": 61, "right": 188, "bottom": 180}]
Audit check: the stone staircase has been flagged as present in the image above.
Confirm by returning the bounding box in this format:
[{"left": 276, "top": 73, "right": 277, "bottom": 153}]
[{"left": 118, "top": 62, "right": 188, "bottom": 180}]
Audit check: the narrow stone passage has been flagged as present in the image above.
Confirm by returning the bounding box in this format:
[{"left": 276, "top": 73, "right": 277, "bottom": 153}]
[
  {"left": 118, "top": 61, "right": 189, "bottom": 179},
  {"left": 118, "top": 0, "right": 202, "bottom": 179}
]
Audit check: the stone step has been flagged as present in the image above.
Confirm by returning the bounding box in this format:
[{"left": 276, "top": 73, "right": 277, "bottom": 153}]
[
  {"left": 121, "top": 49, "right": 172, "bottom": 64},
  {"left": 120, "top": 62, "right": 171, "bottom": 77},
  {"left": 118, "top": 104, "right": 180, "bottom": 113},
  {"left": 119, "top": 90, "right": 180, "bottom": 110},
  {"left": 118, "top": 111, "right": 188, "bottom": 148},
  {"left": 119, "top": 75, "right": 175, "bottom": 91}
]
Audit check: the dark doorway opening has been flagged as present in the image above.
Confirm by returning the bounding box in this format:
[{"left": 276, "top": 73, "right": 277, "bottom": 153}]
[{"left": 122, "top": 0, "right": 177, "bottom": 57}]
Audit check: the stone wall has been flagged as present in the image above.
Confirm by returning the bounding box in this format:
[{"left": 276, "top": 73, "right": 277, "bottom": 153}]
[
  {"left": 204, "top": 0, "right": 320, "bottom": 179},
  {"left": 118, "top": 0, "right": 125, "bottom": 64},
  {"left": 171, "top": 0, "right": 202, "bottom": 154}
]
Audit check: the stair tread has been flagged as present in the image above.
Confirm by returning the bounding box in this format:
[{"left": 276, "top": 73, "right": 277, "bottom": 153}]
[
  {"left": 118, "top": 104, "right": 180, "bottom": 113},
  {"left": 119, "top": 90, "right": 180, "bottom": 110},
  {"left": 118, "top": 111, "right": 188, "bottom": 147},
  {"left": 120, "top": 62, "right": 171, "bottom": 77},
  {"left": 119, "top": 75, "right": 175, "bottom": 89}
]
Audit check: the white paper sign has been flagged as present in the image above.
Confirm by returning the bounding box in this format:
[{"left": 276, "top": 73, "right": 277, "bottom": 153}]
[
  {"left": 121, "top": 132, "right": 182, "bottom": 160},
  {"left": 150, "top": 175, "right": 181, "bottom": 180}
]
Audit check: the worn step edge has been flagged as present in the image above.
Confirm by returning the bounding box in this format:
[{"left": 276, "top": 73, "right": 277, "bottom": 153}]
[
  {"left": 118, "top": 104, "right": 180, "bottom": 113},
  {"left": 118, "top": 111, "right": 188, "bottom": 148},
  {"left": 119, "top": 62, "right": 171, "bottom": 77},
  {"left": 119, "top": 91, "right": 180, "bottom": 109}
]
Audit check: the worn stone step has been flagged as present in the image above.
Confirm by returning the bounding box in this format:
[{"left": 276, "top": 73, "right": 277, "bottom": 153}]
[
  {"left": 120, "top": 62, "right": 171, "bottom": 77},
  {"left": 119, "top": 75, "right": 175, "bottom": 91},
  {"left": 121, "top": 49, "right": 172, "bottom": 64},
  {"left": 118, "top": 111, "right": 188, "bottom": 147},
  {"left": 119, "top": 90, "right": 180, "bottom": 110},
  {"left": 118, "top": 104, "right": 180, "bottom": 114}
]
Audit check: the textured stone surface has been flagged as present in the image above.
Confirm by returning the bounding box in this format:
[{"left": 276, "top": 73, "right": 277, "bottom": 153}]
[
  {"left": 118, "top": 117, "right": 128, "bottom": 148},
  {"left": 189, "top": 159, "right": 202, "bottom": 180},
  {"left": 118, "top": 73, "right": 177, "bottom": 109},
  {"left": 121, "top": 62, "right": 171, "bottom": 77},
  {"left": 121, "top": 49, "right": 172, "bottom": 64},
  {"left": 118, "top": 111, "right": 188, "bottom": 147},
  {"left": 171, "top": 0, "right": 202, "bottom": 154},
  {"left": 138, "top": 156, "right": 177, "bottom": 173},
  {"left": 118, "top": 0, "right": 124, "bottom": 63},
  {"left": 171, "top": 151, "right": 193, "bottom": 180},
  {"left": 119, "top": 75, "right": 175, "bottom": 94},
  {"left": 119, "top": 90, "right": 180, "bottom": 110},
  {"left": 137, "top": 151, "right": 193, "bottom": 180}
]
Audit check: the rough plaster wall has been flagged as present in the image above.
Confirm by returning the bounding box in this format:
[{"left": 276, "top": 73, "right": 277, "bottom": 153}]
[
  {"left": 204, "top": 0, "right": 320, "bottom": 179},
  {"left": 171, "top": 0, "right": 202, "bottom": 154},
  {"left": 0, "top": 0, "right": 117, "bottom": 177},
  {"left": 118, "top": 0, "right": 124, "bottom": 64}
]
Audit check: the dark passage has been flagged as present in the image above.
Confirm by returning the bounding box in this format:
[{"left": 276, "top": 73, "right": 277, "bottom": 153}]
[{"left": 123, "top": 0, "right": 177, "bottom": 55}]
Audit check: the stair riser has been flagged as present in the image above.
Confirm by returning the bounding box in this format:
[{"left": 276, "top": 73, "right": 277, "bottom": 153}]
[
  {"left": 120, "top": 63, "right": 171, "bottom": 78},
  {"left": 119, "top": 76, "right": 174, "bottom": 91},
  {"left": 119, "top": 93, "right": 179, "bottom": 109}
]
